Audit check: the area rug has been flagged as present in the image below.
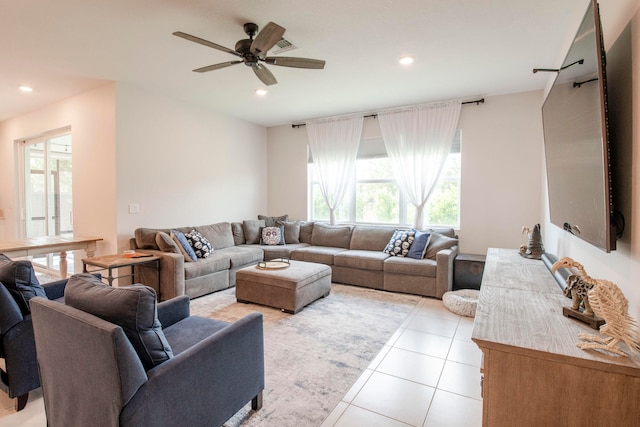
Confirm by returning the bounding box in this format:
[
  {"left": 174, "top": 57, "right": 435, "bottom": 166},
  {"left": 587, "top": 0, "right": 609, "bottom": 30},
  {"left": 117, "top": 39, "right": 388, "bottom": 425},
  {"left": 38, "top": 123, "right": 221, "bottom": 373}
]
[{"left": 189, "top": 284, "right": 422, "bottom": 427}]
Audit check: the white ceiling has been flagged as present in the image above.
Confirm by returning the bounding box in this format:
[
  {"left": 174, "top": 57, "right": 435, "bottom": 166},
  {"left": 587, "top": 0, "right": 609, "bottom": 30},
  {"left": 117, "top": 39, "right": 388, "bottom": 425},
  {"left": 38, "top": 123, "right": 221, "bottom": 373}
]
[{"left": 1, "top": 0, "right": 594, "bottom": 127}]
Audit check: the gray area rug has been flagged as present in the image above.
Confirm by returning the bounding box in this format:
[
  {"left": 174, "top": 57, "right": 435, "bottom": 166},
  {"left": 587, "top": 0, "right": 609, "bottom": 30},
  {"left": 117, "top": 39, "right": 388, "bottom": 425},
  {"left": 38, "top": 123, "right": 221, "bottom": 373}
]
[{"left": 190, "top": 284, "right": 422, "bottom": 427}]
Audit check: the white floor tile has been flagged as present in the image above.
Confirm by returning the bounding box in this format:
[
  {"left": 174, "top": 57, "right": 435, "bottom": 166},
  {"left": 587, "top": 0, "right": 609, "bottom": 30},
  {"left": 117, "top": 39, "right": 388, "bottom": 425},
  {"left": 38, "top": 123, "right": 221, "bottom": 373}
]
[
  {"left": 352, "top": 372, "right": 435, "bottom": 426},
  {"left": 423, "top": 389, "right": 482, "bottom": 427},
  {"left": 406, "top": 315, "right": 459, "bottom": 338},
  {"left": 437, "top": 361, "right": 482, "bottom": 400},
  {"left": 335, "top": 405, "right": 412, "bottom": 427},
  {"left": 447, "top": 339, "right": 482, "bottom": 368},
  {"left": 376, "top": 348, "right": 445, "bottom": 387},
  {"left": 395, "top": 329, "right": 453, "bottom": 359}
]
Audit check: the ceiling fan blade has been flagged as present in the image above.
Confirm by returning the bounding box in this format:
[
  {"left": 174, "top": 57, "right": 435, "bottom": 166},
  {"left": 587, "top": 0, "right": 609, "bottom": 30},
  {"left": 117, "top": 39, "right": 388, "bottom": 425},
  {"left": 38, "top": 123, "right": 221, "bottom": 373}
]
[
  {"left": 173, "top": 31, "right": 242, "bottom": 57},
  {"left": 193, "top": 61, "right": 243, "bottom": 73},
  {"left": 250, "top": 22, "right": 285, "bottom": 56},
  {"left": 264, "top": 57, "right": 326, "bottom": 69},
  {"left": 251, "top": 63, "right": 277, "bottom": 86}
]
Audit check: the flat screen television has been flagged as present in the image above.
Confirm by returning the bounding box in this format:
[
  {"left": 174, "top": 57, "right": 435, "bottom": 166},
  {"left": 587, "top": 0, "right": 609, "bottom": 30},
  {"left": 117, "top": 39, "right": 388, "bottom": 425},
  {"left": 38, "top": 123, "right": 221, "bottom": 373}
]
[{"left": 542, "top": 0, "right": 619, "bottom": 252}]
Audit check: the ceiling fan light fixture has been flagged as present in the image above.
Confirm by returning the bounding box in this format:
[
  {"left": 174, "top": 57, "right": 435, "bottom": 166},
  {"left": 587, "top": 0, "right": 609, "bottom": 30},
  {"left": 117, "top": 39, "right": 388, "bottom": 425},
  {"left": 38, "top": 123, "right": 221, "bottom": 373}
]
[
  {"left": 399, "top": 56, "right": 414, "bottom": 65},
  {"left": 255, "top": 88, "right": 268, "bottom": 96},
  {"left": 18, "top": 85, "right": 33, "bottom": 92}
]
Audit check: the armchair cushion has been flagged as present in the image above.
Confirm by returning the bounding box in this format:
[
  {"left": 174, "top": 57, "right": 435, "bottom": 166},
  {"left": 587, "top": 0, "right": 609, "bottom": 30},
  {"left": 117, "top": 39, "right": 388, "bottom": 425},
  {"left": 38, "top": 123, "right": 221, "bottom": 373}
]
[
  {"left": 65, "top": 273, "right": 174, "bottom": 370},
  {"left": 0, "top": 254, "right": 47, "bottom": 315}
]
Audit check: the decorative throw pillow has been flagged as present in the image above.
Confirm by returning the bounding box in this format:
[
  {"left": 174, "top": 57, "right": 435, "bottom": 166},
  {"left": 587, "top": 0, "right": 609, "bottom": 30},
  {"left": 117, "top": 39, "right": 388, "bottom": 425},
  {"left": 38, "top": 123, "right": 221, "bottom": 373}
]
[
  {"left": 65, "top": 273, "right": 173, "bottom": 371},
  {"left": 170, "top": 230, "right": 197, "bottom": 262},
  {"left": 0, "top": 253, "right": 47, "bottom": 315},
  {"left": 424, "top": 232, "right": 459, "bottom": 259},
  {"left": 185, "top": 230, "right": 213, "bottom": 259},
  {"left": 258, "top": 214, "right": 289, "bottom": 227},
  {"left": 155, "top": 231, "right": 181, "bottom": 254},
  {"left": 406, "top": 230, "right": 432, "bottom": 259},
  {"left": 277, "top": 220, "right": 301, "bottom": 244},
  {"left": 260, "top": 226, "right": 285, "bottom": 245},
  {"left": 243, "top": 220, "right": 266, "bottom": 244},
  {"left": 383, "top": 229, "right": 416, "bottom": 257}
]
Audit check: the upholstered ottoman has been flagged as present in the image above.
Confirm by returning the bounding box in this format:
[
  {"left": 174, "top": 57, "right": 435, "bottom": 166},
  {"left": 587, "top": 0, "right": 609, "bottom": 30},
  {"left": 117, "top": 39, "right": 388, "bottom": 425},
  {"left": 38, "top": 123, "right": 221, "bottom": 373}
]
[{"left": 236, "top": 260, "right": 332, "bottom": 313}]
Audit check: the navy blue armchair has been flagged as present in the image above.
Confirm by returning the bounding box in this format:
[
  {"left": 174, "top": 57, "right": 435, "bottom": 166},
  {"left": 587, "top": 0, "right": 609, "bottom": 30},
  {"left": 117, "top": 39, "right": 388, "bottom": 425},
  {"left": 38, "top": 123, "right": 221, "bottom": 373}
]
[
  {"left": 0, "top": 277, "right": 66, "bottom": 411},
  {"left": 31, "top": 273, "right": 265, "bottom": 427}
]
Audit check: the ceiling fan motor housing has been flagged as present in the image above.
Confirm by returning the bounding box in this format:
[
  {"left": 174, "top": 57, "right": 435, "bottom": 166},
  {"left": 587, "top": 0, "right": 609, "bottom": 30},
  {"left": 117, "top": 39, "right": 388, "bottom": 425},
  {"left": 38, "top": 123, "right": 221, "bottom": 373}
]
[{"left": 235, "top": 39, "right": 258, "bottom": 65}]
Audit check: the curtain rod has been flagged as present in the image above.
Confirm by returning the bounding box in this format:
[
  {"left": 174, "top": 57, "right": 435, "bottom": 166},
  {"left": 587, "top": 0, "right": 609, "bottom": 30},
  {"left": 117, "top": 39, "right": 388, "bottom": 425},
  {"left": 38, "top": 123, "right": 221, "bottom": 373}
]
[{"left": 291, "top": 98, "right": 485, "bottom": 128}]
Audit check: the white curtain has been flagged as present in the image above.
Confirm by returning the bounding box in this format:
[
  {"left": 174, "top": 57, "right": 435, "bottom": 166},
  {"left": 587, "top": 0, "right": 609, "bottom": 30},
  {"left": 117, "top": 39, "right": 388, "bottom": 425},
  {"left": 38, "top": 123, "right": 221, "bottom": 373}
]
[
  {"left": 307, "top": 116, "right": 364, "bottom": 224},
  {"left": 379, "top": 100, "right": 462, "bottom": 229}
]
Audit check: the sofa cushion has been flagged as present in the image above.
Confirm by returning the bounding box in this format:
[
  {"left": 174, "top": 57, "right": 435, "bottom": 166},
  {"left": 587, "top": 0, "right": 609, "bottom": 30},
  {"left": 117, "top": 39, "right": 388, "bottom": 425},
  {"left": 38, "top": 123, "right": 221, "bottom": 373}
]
[
  {"left": 407, "top": 231, "right": 432, "bottom": 259},
  {"left": 334, "top": 250, "right": 390, "bottom": 271},
  {"left": 350, "top": 226, "right": 397, "bottom": 251},
  {"left": 231, "top": 222, "right": 246, "bottom": 245},
  {"left": 299, "top": 222, "right": 314, "bottom": 244},
  {"left": 0, "top": 253, "right": 47, "bottom": 315},
  {"left": 383, "top": 229, "right": 416, "bottom": 257},
  {"left": 183, "top": 254, "right": 230, "bottom": 279},
  {"left": 155, "top": 232, "right": 181, "bottom": 254},
  {"left": 135, "top": 227, "right": 171, "bottom": 250},
  {"left": 290, "top": 246, "right": 347, "bottom": 265},
  {"left": 311, "top": 223, "right": 353, "bottom": 249},
  {"left": 243, "top": 220, "right": 266, "bottom": 244},
  {"left": 424, "top": 232, "right": 459, "bottom": 259},
  {"left": 258, "top": 214, "right": 288, "bottom": 227},
  {"left": 218, "top": 246, "right": 264, "bottom": 268},
  {"left": 195, "top": 222, "right": 235, "bottom": 250},
  {"left": 384, "top": 256, "right": 438, "bottom": 277},
  {"left": 185, "top": 230, "right": 213, "bottom": 258},
  {"left": 278, "top": 221, "right": 301, "bottom": 244},
  {"left": 259, "top": 243, "right": 310, "bottom": 261},
  {"left": 260, "top": 226, "right": 285, "bottom": 245},
  {"left": 171, "top": 230, "right": 197, "bottom": 262},
  {"left": 65, "top": 273, "right": 173, "bottom": 371}
]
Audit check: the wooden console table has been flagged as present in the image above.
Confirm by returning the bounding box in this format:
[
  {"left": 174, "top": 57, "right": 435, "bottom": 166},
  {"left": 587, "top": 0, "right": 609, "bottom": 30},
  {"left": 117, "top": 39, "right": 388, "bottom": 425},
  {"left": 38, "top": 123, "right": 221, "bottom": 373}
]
[
  {"left": 472, "top": 248, "right": 640, "bottom": 426},
  {"left": 0, "top": 236, "right": 102, "bottom": 278}
]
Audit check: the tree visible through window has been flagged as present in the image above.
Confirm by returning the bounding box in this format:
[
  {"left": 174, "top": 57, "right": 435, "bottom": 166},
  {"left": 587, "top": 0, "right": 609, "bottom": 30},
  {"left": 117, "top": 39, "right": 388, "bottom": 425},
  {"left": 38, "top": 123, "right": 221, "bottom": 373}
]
[{"left": 309, "top": 132, "right": 461, "bottom": 227}]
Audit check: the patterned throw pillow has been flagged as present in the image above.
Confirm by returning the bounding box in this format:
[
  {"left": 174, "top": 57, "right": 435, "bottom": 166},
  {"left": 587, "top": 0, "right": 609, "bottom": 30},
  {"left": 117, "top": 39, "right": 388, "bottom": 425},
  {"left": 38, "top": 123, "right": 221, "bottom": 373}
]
[
  {"left": 185, "top": 230, "right": 213, "bottom": 259},
  {"left": 383, "top": 229, "right": 416, "bottom": 257},
  {"left": 260, "top": 226, "right": 284, "bottom": 246}
]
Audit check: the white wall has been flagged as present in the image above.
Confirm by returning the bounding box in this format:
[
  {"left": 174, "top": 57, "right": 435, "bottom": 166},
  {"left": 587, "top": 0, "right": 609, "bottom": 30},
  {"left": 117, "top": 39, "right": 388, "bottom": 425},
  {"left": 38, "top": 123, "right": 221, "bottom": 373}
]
[
  {"left": 0, "top": 82, "right": 268, "bottom": 271},
  {"left": 266, "top": 90, "right": 545, "bottom": 255},
  {"left": 0, "top": 84, "right": 118, "bottom": 272},
  {"left": 543, "top": 2, "right": 640, "bottom": 320},
  {"left": 114, "top": 83, "right": 268, "bottom": 251}
]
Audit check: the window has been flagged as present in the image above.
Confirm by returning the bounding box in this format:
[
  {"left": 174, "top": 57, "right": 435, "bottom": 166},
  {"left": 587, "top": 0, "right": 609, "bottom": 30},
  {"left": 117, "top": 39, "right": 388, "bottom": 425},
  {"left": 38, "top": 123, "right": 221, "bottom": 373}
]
[
  {"left": 309, "top": 130, "right": 461, "bottom": 227},
  {"left": 17, "top": 128, "right": 73, "bottom": 272}
]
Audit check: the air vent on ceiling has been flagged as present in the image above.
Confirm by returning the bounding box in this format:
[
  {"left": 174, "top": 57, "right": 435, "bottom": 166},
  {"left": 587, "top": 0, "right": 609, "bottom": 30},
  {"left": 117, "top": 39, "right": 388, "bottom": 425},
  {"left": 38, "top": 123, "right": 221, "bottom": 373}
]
[{"left": 271, "top": 37, "right": 298, "bottom": 54}]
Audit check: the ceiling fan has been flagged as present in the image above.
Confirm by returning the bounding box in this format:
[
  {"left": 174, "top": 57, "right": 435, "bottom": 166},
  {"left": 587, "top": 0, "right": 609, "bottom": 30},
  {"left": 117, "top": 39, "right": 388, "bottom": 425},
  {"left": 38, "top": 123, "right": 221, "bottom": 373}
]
[{"left": 173, "top": 22, "right": 326, "bottom": 86}]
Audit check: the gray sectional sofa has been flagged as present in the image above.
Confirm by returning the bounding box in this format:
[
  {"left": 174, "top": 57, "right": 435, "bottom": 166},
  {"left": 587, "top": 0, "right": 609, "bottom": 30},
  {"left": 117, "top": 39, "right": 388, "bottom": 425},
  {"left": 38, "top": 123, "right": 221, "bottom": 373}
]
[{"left": 131, "top": 220, "right": 458, "bottom": 301}]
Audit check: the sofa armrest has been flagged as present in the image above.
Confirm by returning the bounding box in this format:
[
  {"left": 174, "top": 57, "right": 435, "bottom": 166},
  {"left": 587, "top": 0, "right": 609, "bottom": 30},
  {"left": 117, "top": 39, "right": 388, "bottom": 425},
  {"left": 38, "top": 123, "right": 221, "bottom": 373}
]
[
  {"left": 121, "top": 312, "right": 265, "bottom": 427},
  {"left": 135, "top": 249, "right": 185, "bottom": 301},
  {"left": 157, "top": 296, "right": 190, "bottom": 328},
  {"left": 435, "top": 245, "right": 458, "bottom": 299}
]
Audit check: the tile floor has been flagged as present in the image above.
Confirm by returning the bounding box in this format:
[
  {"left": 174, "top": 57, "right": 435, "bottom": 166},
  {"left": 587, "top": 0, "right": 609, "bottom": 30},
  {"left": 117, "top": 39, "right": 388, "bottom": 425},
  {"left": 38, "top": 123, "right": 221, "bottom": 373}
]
[
  {"left": 0, "top": 295, "right": 483, "bottom": 427},
  {"left": 320, "top": 297, "right": 483, "bottom": 427}
]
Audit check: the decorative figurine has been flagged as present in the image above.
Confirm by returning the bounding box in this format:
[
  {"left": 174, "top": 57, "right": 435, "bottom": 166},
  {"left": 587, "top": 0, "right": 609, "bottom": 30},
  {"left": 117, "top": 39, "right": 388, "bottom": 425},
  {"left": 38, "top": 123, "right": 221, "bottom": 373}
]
[
  {"left": 564, "top": 274, "right": 595, "bottom": 316},
  {"left": 552, "top": 257, "right": 640, "bottom": 357},
  {"left": 519, "top": 223, "right": 544, "bottom": 259}
]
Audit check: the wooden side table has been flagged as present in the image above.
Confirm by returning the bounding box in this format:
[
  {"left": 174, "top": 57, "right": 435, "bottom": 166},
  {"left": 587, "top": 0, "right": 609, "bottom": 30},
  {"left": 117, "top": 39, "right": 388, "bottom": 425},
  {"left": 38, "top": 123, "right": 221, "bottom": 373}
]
[{"left": 82, "top": 253, "right": 161, "bottom": 299}]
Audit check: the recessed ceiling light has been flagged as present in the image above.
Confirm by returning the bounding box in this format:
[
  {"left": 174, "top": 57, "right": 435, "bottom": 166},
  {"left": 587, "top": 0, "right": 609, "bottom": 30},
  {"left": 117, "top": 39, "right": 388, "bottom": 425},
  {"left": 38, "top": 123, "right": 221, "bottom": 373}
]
[
  {"left": 18, "top": 85, "right": 33, "bottom": 92},
  {"left": 399, "top": 56, "right": 414, "bottom": 65},
  {"left": 255, "top": 88, "right": 268, "bottom": 96}
]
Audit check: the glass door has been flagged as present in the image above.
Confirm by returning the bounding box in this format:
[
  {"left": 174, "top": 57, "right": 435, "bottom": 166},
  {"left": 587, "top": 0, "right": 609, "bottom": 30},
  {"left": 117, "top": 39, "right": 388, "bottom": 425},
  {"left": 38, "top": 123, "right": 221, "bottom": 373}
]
[{"left": 20, "top": 131, "right": 73, "bottom": 272}]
